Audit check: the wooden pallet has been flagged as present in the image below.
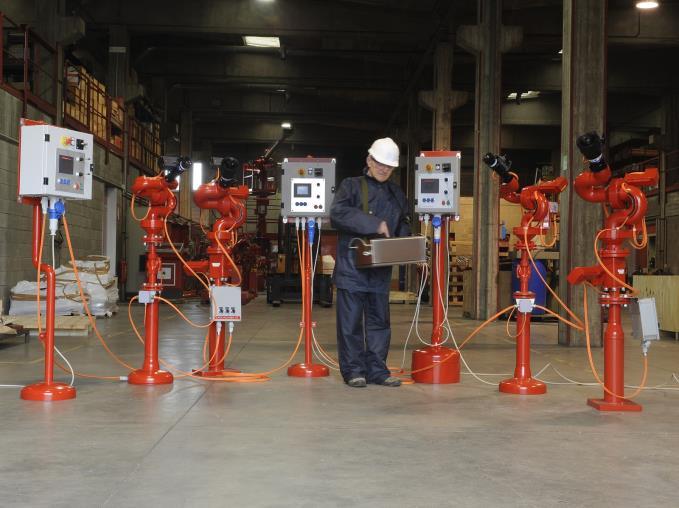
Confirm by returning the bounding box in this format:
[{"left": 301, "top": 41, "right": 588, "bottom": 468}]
[
  {"left": 1, "top": 315, "right": 91, "bottom": 336},
  {"left": 389, "top": 291, "right": 418, "bottom": 304}
]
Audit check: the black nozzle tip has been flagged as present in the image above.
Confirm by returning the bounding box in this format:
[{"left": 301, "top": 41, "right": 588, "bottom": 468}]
[{"left": 482, "top": 152, "right": 497, "bottom": 167}]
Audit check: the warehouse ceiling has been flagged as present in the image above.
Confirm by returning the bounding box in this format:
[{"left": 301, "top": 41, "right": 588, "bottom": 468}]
[{"left": 62, "top": 0, "right": 679, "bottom": 176}]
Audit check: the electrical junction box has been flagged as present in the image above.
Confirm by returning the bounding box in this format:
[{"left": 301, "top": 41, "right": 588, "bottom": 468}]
[
  {"left": 631, "top": 297, "right": 660, "bottom": 343},
  {"left": 414, "top": 151, "right": 461, "bottom": 215},
  {"left": 280, "top": 157, "right": 336, "bottom": 218},
  {"left": 210, "top": 285, "right": 242, "bottom": 322},
  {"left": 18, "top": 124, "right": 93, "bottom": 199}
]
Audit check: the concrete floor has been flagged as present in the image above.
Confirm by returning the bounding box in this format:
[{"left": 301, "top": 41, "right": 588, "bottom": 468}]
[{"left": 1, "top": 297, "right": 679, "bottom": 507}]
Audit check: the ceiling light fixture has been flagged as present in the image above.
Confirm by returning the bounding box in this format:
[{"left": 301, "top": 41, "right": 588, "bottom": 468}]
[
  {"left": 636, "top": 1, "right": 659, "bottom": 9},
  {"left": 243, "top": 35, "right": 280, "bottom": 48},
  {"left": 507, "top": 91, "right": 541, "bottom": 100},
  {"left": 281, "top": 122, "right": 293, "bottom": 130}
]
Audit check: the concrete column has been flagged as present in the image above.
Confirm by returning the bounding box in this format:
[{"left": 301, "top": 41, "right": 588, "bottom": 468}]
[
  {"left": 558, "top": 0, "right": 607, "bottom": 346},
  {"left": 457, "top": 1, "right": 522, "bottom": 320},
  {"left": 179, "top": 108, "right": 193, "bottom": 219},
  {"left": 107, "top": 25, "right": 129, "bottom": 99},
  {"left": 418, "top": 42, "right": 469, "bottom": 150}
]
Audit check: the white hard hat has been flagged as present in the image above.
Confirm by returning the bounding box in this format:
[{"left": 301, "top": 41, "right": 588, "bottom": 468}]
[{"left": 368, "top": 137, "right": 399, "bottom": 167}]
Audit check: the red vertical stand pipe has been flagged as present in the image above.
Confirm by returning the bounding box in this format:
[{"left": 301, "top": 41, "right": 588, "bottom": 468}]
[
  {"left": 21, "top": 202, "right": 77, "bottom": 401},
  {"left": 412, "top": 219, "right": 461, "bottom": 384},
  {"left": 498, "top": 244, "right": 546, "bottom": 395},
  {"left": 567, "top": 145, "right": 658, "bottom": 411},
  {"left": 128, "top": 176, "right": 177, "bottom": 385},
  {"left": 288, "top": 224, "right": 329, "bottom": 377},
  {"left": 189, "top": 182, "right": 249, "bottom": 376},
  {"left": 482, "top": 154, "right": 567, "bottom": 394}
]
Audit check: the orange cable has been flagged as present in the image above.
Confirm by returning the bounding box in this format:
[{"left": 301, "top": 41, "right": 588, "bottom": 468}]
[
  {"left": 524, "top": 228, "right": 584, "bottom": 328},
  {"left": 533, "top": 305, "right": 584, "bottom": 330},
  {"left": 395, "top": 305, "right": 515, "bottom": 378},
  {"left": 214, "top": 224, "right": 242, "bottom": 286},
  {"left": 163, "top": 217, "right": 211, "bottom": 293},
  {"left": 583, "top": 283, "right": 648, "bottom": 399},
  {"left": 62, "top": 215, "right": 135, "bottom": 371},
  {"left": 593, "top": 229, "right": 638, "bottom": 296},
  {"left": 155, "top": 296, "right": 213, "bottom": 328},
  {"left": 129, "top": 193, "right": 150, "bottom": 221}
]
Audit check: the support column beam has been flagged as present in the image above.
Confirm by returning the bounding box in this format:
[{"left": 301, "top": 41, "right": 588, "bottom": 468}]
[
  {"left": 457, "top": 1, "right": 522, "bottom": 320},
  {"left": 558, "top": 0, "right": 606, "bottom": 346},
  {"left": 418, "top": 42, "right": 469, "bottom": 151}
]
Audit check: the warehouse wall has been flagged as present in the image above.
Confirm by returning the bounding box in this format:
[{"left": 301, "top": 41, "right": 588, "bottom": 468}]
[{"left": 0, "top": 88, "right": 124, "bottom": 312}]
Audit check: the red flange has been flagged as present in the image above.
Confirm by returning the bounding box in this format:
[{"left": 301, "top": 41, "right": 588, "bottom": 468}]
[
  {"left": 21, "top": 382, "right": 76, "bottom": 401},
  {"left": 128, "top": 369, "right": 173, "bottom": 385},
  {"left": 411, "top": 346, "right": 460, "bottom": 384},
  {"left": 587, "top": 398, "right": 642, "bottom": 412},
  {"left": 288, "top": 363, "right": 330, "bottom": 378},
  {"left": 499, "top": 377, "right": 546, "bottom": 395}
]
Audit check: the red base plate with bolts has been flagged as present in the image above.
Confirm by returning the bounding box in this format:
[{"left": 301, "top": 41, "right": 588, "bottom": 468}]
[
  {"left": 21, "top": 382, "right": 76, "bottom": 401},
  {"left": 411, "top": 346, "right": 460, "bottom": 384},
  {"left": 287, "top": 363, "right": 329, "bottom": 378},
  {"left": 499, "top": 377, "right": 546, "bottom": 395},
  {"left": 192, "top": 367, "right": 241, "bottom": 377},
  {"left": 128, "top": 369, "right": 174, "bottom": 385},
  {"left": 587, "top": 398, "right": 642, "bottom": 412}
]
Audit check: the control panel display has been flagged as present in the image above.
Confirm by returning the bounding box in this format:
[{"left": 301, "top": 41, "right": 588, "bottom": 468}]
[
  {"left": 414, "top": 152, "right": 461, "bottom": 215},
  {"left": 294, "top": 183, "right": 312, "bottom": 197},
  {"left": 19, "top": 124, "right": 93, "bottom": 200},
  {"left": 281, "top": 158, "right": 336, "bottom": 218}
]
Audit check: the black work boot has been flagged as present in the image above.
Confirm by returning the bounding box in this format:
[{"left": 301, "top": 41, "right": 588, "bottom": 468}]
[
  {"left": 379, "top": 376, "right": 402, "bottom": 387},
  {"left": 347, "top": 377, "right": 367, "bottom": 388}
]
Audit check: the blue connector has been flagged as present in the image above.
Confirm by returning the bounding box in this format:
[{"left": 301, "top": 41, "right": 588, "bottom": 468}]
[
  {"left": 48, "top": 200, "right": 65, "bottom": 220},
  {"left": 307, "top": 219, "right": 316, "bottom": 244},
  {"left": 432, "top": 215, "right": 442, "bottom": 244}
]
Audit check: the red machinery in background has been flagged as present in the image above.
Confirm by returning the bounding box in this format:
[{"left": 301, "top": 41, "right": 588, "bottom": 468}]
[
  {"left": 184, "top": 157, "right": 250, "bottom": 376},
  {"left": 129, "top": 157, "right": 189, "bottom": 385},
  {"left": 568, "top": 132, "right": 658, "bottom": 411},
  {"left": 484, "top": 153, "right": 567, "bottom": 395}
]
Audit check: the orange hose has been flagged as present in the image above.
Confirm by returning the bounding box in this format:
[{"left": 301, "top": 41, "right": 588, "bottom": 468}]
[
  {"left": 62, "top": 215, "right": 135, "bottom": 371},
  {"left": 129, "top": 193, "right": 150, "bottom": 221},
  {"left": 583, "top": 283, "right": 648, "bottom": 399},
  {"left": 395, "top": 306, "right": 515, "bottom": 378},
  {"left": 214, "top": 224, "right": 242, "bottom": 286},
  {"left": 524, "top": 228, "right": 584, "bottom": 328},
  {"left": 533, "top": 305, "right": 584, "bottom": 330},
  {"left": 155, "top": 296, "right": 213, "bottom": 328},
  {"left": 163, "top": 217, "right": 211, "bottom": 293},
  {"left": 593, "top": 229, "right": 638, "bottom": 296}
]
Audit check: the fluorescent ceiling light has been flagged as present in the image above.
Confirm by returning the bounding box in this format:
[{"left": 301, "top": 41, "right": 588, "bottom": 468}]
[
  {"left": 192, "top": 162, "right": 203, "bottom": 191},
  {"left": 636, "top": 1, "right": 659, "bottom": 8},
  {"left": 507, "top": 91, "right": 540, "bottom": 100},
  {"left": 558, "top": 49, "right": 563, "bottom": 54},
  {"left": 281, "top": 122, "right": 293, "bottom": 130},
  {"left": 243, "top": 36, "right": 280, "bottom": 48}
]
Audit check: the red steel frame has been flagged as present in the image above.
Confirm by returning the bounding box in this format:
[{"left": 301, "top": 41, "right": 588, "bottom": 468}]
[
  {"left": 412, "top": 150, "right": 461, "bottom": 384},
  {"left": 128, "top": 175, "right": 179, "bottom": 384},
  {"left": 186, "top": 180, "right": 250, "bottom": 376},
  {"left": 568, "top": 163, "right": 658, "bottom": 411},
  {"left": 497, "top": 173, "right": 567, "bottom": 394}
]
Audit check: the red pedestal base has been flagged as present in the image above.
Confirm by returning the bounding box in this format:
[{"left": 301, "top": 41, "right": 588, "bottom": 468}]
[
  {"left": 587, "top": 398, "right": 642, "bottom": 412},
  {"left": 128, "top": 369, "right": 174, "bottom": 385},
  {"left": 21, "top": 382, "right": 76, "bottom": 401},
  {"left": 411, "top": 346, "right": 460, "bottom": 384},
  {"left": 192, "top": 367, "right": 241, "bottom": 377},
  {"left": 288, "top": 363, "right": 329, "bottom": 378},
  {"left": 499, "top": 377, "right": 546, "bottom": 395}
]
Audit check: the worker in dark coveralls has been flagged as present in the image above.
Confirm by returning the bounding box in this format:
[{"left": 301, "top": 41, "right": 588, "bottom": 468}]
[{"left": 330, "top": 137, "right": 410, "bottom": 388}]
